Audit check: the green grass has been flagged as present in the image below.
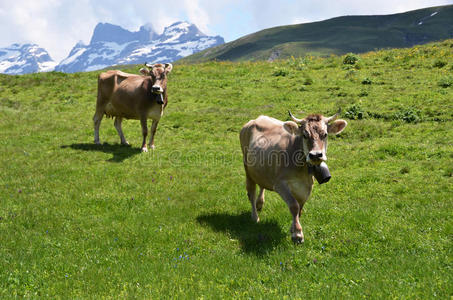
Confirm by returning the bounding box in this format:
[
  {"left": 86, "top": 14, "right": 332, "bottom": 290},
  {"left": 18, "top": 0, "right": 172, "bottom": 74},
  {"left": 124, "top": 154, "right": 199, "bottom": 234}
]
[
  {"left": 0, "top": 40, "right": 452, "bottom": 298},
  {"left": 180, "top": 5, "right": 453, "bottom": 64}
]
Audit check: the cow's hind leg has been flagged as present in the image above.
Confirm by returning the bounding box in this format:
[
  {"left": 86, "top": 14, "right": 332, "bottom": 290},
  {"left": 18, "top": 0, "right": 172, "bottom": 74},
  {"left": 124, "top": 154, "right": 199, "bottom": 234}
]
[
  {"left": 148, "top": 119, "right": 159, "bottom": 150},
  {"left": 256, "top": 187, "right": 265, "bottom": 212},
  {"left": 114, "top": 117, "right": 129, "bottom": 145},
  {"left": 140, "top": 117, "right": 148, "bottom": 152},
  {"left": 93, "top": 110, "right": 104, "bottom": 144},
  {"left": 275, "top": 181, "right": 304, "bottom": 243},
  {"left": 246, "top": 173, "right": 259, "bottom": 222}
]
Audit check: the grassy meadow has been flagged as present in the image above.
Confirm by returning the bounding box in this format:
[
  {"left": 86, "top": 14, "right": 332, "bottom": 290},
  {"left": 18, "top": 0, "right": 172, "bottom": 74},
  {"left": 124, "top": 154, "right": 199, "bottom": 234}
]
[{"left": 0, "top": 40, "right": 452, "bottom": 298}]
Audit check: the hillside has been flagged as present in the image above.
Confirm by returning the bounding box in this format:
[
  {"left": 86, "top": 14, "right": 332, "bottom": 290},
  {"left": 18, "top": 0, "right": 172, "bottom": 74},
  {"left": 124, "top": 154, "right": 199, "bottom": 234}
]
[
  {"left": 0, "top": 40, "right": 452, "bottom": 298},
  {"left": 179, "top": 5, "right": 453, "bottom": 63}
]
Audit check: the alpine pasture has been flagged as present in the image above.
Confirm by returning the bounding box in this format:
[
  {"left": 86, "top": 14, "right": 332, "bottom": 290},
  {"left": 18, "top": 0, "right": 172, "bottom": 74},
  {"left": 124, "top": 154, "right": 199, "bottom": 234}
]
[{"left": 0, "top": 40, "right": 452, "bottom": 298}]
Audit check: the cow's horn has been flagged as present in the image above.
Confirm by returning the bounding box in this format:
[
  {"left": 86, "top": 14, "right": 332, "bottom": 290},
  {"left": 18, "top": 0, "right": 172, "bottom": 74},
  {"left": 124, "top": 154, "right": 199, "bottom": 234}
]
[
  {"left": 145, "top": 62, "right": 154, "bottom": 69},
  {"left": 288, "top": 110, "right": 303, "bottom": 123},
  {"left": 164, "top": 63, "right": 173, "bottom": 72},
  {"left": 326, "top": 108, "right": 341, "bottom": 123}
]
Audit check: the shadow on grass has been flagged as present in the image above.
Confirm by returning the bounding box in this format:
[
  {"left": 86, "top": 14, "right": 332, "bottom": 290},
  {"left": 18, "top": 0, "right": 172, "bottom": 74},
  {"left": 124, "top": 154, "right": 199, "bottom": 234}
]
[
  {"left": 196, "top": 212, "right": 286, "bottom": 255},
  {"left": 61, "top": 143, "right": 142, "bottom": 162}
]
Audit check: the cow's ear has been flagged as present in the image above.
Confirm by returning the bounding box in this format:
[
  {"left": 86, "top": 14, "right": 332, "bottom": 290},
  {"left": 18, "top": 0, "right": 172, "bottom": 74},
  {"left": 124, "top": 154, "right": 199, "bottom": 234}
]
[
  {"left": 327, "top": 119, "right": 347, "bottom": 135},
  {"left": 283, "top": 121, "right": 299, "bottom": 135},
  {"left": 139, "top": 68, "right": 150, "bottom": 76},
  {"left": 164, "top": 63, "right": 173, "bottom": 74}
]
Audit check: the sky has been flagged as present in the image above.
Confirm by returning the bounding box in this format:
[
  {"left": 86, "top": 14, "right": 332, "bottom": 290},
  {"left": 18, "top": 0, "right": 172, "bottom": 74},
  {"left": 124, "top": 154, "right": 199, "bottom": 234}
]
[{"left": 0, "top": 0, "right": 452, "bottom": 62}]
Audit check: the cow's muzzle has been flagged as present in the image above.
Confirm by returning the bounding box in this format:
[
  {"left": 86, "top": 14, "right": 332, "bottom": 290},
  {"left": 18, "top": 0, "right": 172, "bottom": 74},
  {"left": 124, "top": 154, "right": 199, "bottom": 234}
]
[
  {"left": 307, "top": 151, "right": 325, "bottom": 164},
  {"left": 152, "top": 85, "right": 164, "bottom": 94}
]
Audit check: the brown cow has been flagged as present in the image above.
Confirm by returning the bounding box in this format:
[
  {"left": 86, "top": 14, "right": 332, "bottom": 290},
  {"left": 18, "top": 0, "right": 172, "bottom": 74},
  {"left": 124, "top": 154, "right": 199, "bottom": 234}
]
[
  {"left": 93, "top": 63, "right": 172, "bottom": 152},
  {"left": 239, "top": 110, "right": 347, "bottom": 243}
]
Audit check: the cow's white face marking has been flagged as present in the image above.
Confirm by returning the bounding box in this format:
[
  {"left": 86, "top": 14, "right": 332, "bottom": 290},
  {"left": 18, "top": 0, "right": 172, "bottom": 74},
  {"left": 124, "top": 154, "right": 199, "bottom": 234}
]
[
  {"left": 299, "top": 116, "right": 329, "bottom": 165},
  {"left": 140, "top": 63, "right": 173, "bottom": 96},
  {"left": 302, "top": 117, "right": 347, "bottom": 165}
]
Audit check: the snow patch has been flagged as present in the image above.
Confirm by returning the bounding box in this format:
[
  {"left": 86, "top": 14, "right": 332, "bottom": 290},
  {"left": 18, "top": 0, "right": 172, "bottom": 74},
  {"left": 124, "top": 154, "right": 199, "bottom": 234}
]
[
  {"left": 0, "top": 49, "right": 16, "bottom": 61},
  {"left": 85, "top": 64, "right": 108, "bottom": 72},
  {"left": 0, "top": 59, "right": 18, "bottom": 73},
  {"left": 172, "top": 38, "right": 218, "bottom": 57},
  {"left": 418, "top": 11, "right": 438, "bottom": 26},
  {"left": 59, "top": 47, "right": 87, "bottom": 65},
  {"left": 38, "top": 61, "right": 57, "bottom": 72},
  {"left": 161, "top": 22, "right": 192, "bottom": 44}
]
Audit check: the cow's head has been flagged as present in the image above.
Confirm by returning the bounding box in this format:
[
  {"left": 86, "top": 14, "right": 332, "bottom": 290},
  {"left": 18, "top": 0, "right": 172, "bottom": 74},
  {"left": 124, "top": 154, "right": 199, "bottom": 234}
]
[
  {"left": 140, "top": 63, "right": 173, "bottom": 105},
  {"left": 288, "top": 109, "right": 347, "bottom": 165}
]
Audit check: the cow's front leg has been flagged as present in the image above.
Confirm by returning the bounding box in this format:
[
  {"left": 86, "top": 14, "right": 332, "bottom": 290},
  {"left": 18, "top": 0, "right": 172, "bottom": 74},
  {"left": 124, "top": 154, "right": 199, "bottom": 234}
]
[
  {"left": 148, "top": 119, "right": 159, "bottom": 150},
  {"left": 245, "top": 173, "right": 259, "bottom": 222},
  {"left": 140, "top": 117, "right": 148, "bottom": 152},
  {"left": 275, "top": 181, "right": 304, "bottom": 243}
]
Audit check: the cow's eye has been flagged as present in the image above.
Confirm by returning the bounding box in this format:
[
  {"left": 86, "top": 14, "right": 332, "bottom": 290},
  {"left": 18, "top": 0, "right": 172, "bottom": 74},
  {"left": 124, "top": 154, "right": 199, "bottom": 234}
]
[{"left": 320, "top": 132, "right": 327, "bottom": 139}]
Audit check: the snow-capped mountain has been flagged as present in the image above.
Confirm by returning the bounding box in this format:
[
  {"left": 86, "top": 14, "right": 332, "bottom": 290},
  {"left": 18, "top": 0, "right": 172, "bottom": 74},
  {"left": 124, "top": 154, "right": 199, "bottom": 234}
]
[
  {"left": 55, "top": 21, "right": 224, "bottom": 73},
  {"left": 0, "top": 43, "right": 56, "bottom": 75}
]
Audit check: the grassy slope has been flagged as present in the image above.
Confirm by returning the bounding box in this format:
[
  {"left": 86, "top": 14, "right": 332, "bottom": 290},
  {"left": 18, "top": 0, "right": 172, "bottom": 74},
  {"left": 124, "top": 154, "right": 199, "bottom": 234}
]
[
  {"left": 180, "top": 5, "right": 453, "bottom": 63},
  {"left": 0, "top": 40, "right": 452, "bottom": 298}
]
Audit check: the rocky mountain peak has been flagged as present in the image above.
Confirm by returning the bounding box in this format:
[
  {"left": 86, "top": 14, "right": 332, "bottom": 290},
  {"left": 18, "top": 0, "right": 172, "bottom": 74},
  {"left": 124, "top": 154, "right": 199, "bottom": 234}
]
[
  {"left": 56, "top": 21, "right": 224, "bottom": 73},
  {"left": 0, "top": 43, "right": 56, "bottom": 74},
  {"left": 90, "top": 23, "right": 138, "bottom": 44},
  {"left": 0, "top": 21, "right": 224, "bottom": 74}
]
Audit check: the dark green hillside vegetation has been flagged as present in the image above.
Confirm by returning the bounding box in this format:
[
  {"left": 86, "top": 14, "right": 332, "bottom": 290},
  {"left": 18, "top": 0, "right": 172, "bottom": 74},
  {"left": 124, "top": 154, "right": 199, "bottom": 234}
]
[
  {"left": 0, "top": 40, "right": 452, "bottom": 298},
  {"left": 180, "top": 5, "right": 453, "bottom": 63}
]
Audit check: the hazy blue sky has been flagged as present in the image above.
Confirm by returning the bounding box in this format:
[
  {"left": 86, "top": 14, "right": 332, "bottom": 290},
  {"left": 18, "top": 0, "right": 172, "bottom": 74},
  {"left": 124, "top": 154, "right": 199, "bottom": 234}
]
[{"left": 0, "top": 0, "right": 451, "bottom": 62}]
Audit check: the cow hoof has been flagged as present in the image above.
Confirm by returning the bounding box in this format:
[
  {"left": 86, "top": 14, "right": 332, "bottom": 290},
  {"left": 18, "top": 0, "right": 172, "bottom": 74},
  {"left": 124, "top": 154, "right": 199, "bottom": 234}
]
[
  {"left": 141, "top": 147, "right": 148, "bottom": 153},
  {"left": 94, "top": 140, "right": 101, "bottom": 145},
  {"left": 150, "top": 145, "right": 155, "bottom": 150},
  {"left": 251, "top": 211, "right": 260, "bottom": 223},
  {"left": 121, "top": 141, "right": 130, "bottom": 146},
  {"left": 291, "top": 234, "right": 304, "bottom": 244}
]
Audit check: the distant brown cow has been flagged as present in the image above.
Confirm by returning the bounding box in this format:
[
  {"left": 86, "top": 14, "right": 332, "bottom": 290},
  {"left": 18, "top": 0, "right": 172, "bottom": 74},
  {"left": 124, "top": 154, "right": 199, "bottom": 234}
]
[
  {"left": 240, "top": 110, "right": 347, "bottom": 243},
  {"left": 93, "top": 63, "right": 172, "bottom": 152}
]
